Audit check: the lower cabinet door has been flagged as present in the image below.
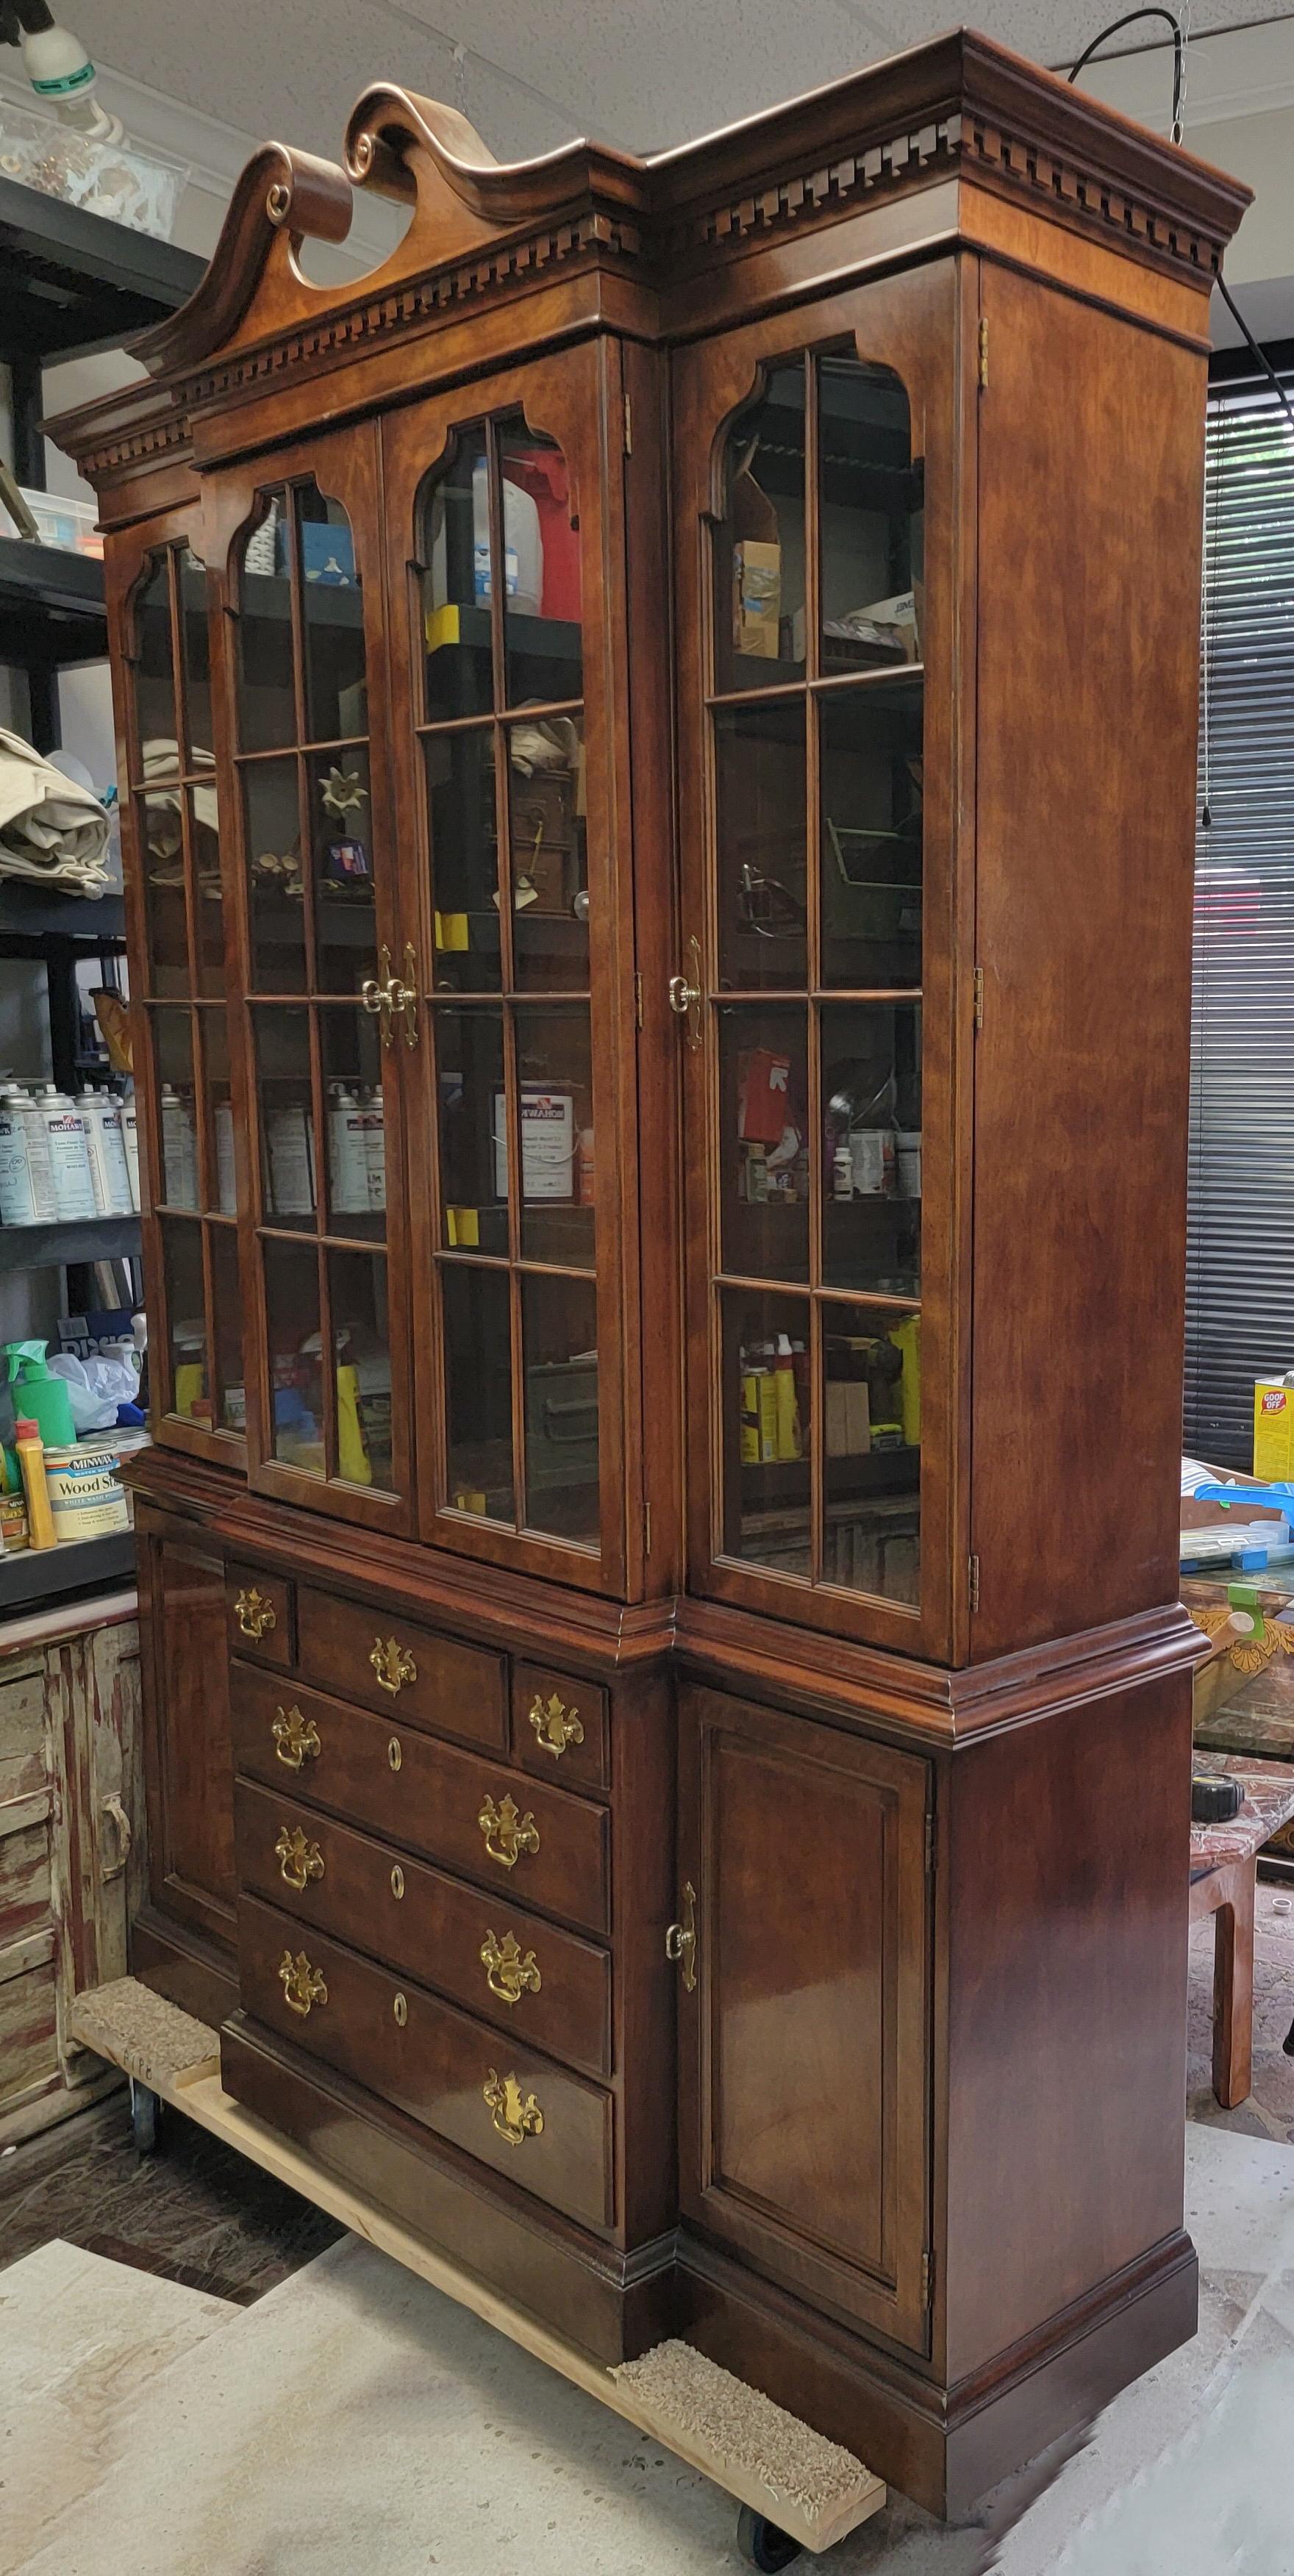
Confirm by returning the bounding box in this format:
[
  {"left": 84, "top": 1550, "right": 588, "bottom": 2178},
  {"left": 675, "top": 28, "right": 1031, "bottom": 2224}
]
[{"left": 677, "top": 1683, "right": 932, "bottom": 2353}]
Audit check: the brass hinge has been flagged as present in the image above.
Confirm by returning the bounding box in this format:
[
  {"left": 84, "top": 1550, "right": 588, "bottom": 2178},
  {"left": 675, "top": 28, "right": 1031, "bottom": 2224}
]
[
  {"left": 623, "top": 390, "right": 633, "bottom": 455},
  {"left": 925, "top": 1808, "right": 936, "bottom": 1878},
  {"left": 977, "top": 315, "right": 989, "bottom": 390},
  {"left": 921, "top": 2247, "right": 936, "bottom": 2308},
  {"left": 634, "top": 968, "right": 644, "bottom": 1028},
  {"left": 968, "top": 1553, "right": 981, "bottom": 1615},
  {"left": 973, "top": 965, "right": 984, "bottom": 1032}
]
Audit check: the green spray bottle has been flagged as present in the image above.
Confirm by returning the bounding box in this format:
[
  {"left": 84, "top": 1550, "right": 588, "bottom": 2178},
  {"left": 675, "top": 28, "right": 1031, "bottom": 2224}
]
[{"left": 3, "top": 1342, "right": 76, "bottom": 1449}]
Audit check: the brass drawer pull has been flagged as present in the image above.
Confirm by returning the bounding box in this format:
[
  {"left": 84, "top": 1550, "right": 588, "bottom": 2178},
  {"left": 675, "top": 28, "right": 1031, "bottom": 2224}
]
[
  {"left": 528, "top": 1690, "right": 585, "bottom": 1759},
  {"left": 390, "top": 1864, "right": 404, "bottom": 1900},
  {"left": 272, "top": 1704, "right": 321, "bottom": 1770},
  {"left": 274, "top": 1823, "right": 324, "bottom": 1892},
  {"left": 393, "top": 1991, "right": 408, "bottom": 2027},
  {"left": 666, "top": 1880, "right": 698, "bottom": 1994},
  {"left": 481, "top": 1928, "right": 541, "bottom": 2006},
  {"left": 235, "top": 1585, "right": 277, "bottom": 1642},
  {"left": 278, "top": 1948, "right": 327, "bottom": 2017},
  {"left": 370, "top": 1635, "right": 417, "bottom": 1695},
  {"left": 478, "top": 1792, "right": 540, "bottom": 1870},
  {"left": 483, "top": 2067, "right": 543, "bottom": 2146}
]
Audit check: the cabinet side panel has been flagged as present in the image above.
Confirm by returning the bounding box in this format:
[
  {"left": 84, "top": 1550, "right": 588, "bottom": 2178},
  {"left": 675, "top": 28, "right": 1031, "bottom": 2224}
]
[
  {"left": 942, "top": 1672, "right": 1190, "bottom": 2380},
  {"left": 970, "top": 266, "right": 1207, "bottom": 1656},
  {"left": 137, "top": 1518, "right": 237, "bottom": 1955}
]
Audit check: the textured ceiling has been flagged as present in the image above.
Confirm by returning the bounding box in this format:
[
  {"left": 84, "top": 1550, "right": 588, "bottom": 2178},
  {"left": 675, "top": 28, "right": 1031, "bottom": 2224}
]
[{"left": 43, "top": 0, "right": 1294, "bottom": 159}]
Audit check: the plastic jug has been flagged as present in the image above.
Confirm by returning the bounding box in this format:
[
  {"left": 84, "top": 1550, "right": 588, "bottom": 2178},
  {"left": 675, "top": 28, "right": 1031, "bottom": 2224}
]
[{"left": 3, "top": 1341, "right": 76, "bottom": 1447}]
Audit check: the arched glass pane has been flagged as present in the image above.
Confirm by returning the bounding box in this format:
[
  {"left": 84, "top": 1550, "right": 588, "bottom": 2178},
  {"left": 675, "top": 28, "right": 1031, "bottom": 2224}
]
[
  {"left": 713, "top": 363, "right": 806, "bottom": 695},
  {"left": 296, "top": 487, "right": 365, "bottom": 744},
  {"left": 818, "top": 359, "right": 921, "bottom": 673},
  {"left": 132, "top": 551, "right": 176, "bottom": 766},
  {"left": 235, "top": 489, "right": 293, "bottom": 751},
  {"left": 497, "top": 415, "right": 582, "bottom": 707},
  {"left": 420, "top": 427, "right": 493, "bottom": 724}
]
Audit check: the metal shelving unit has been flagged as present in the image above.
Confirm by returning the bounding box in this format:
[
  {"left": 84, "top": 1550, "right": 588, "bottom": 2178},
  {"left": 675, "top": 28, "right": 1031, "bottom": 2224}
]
[{"left": 1, "top": 182, "right": 202, "bottom": 1617}]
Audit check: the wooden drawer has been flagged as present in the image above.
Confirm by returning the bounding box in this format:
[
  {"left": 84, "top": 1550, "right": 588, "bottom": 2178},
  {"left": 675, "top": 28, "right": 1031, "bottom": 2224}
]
[
  {"left": 511, "top": 1662, "right": 610, "bottom": 1795},
  {"left": 226, "top": 1564, "right": 293, "bottom": 1670},
  {"left": 296, "top": 1585, "right": 505, "bottom": 1753},
  {"left": 235, "top": 1778, "right": 612, "bottom": 2078},
  {"left": 239, "top": 1892, "right": 613, "bottom": 2232},
  {"left": 230, "top": 1664, "right": 610, "bottom": 1938}
]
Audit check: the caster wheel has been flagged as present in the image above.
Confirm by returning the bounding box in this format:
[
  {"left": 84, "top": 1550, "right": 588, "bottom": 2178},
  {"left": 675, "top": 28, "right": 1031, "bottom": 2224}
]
[
  {"left": 736, "top": 2505, "right": 801, "bottom": 2570},
  {"left": 130, "top": 2079, "right": 161, "bottom": 2154}
]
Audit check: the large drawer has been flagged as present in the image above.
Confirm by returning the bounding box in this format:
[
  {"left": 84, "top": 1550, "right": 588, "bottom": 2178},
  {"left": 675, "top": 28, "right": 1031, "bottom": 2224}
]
[
  {"left": 235, "top": 1778, "right": 612, "bottom": 2079},
  {"left": 295, "top": 1586, "right": 506, "bottom": 1753},
  {"left": 239, "top": 1893, "right": 614, "bottom": 2232},
  {"left": 230, "top": 1663, "right": 610, "bottom": 1938}
]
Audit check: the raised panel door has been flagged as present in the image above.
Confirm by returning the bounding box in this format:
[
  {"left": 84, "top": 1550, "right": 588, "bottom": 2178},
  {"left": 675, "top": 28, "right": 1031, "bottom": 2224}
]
[{"left": 677, "top": 1681, "right": 932, "bottom": 2352}]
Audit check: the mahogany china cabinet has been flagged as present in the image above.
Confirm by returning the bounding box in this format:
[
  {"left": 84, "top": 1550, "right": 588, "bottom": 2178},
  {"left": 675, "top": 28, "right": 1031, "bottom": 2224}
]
[{"left": 51, "top": 32, "right": 1247, "bottom": 2516}]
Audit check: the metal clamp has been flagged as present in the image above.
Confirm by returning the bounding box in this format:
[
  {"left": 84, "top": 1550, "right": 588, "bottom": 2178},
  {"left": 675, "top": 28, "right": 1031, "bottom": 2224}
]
[{"left": 668, "top": 935, "right": 704, "bottom": 1050}]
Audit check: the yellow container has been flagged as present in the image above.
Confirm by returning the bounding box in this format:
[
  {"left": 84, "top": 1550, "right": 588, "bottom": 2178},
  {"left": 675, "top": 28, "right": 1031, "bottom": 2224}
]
[{"left": 1254, "top": 1374, "right": 1294, "bottom": 1479}]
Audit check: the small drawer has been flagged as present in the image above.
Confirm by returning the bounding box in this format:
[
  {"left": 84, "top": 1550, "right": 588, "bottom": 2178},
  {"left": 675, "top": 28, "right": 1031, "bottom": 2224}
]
[
  {"left": 235, "top": 1778, "right": 612, "bottom": 2079},
  {"left": 226, "top": 1564, "right": 293, "bottom": 1669},
  {"left": 230, "top": 1663, "right": 610, "bottom": 1938},
  {"left": 296, "top": 1585, "right": 505, "bottom": 1753},
  {"left": 240, "top": 1892, "right": 613, "bottom": 2232},
  {"left": 512, "top": 1663, "right": 609, "bottom": 1795}
]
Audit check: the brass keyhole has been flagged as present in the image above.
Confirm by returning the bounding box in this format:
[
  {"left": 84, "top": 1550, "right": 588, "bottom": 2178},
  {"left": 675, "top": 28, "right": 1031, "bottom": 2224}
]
[
  {"left": 390, "top": 1864, "right": 404, "bottom": 1900},
  {"left": 393, "top": 1992, "right": 408, "bottom": 2027},
  {"left": 388, "top": 1736, "right": 402, "bottom": 1773}
]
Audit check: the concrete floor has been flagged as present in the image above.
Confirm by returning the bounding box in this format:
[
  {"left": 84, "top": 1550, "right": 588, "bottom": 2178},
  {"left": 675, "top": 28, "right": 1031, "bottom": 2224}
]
[{"left": 3, "top": 2119, "right": 1293, "bottom": 2576}]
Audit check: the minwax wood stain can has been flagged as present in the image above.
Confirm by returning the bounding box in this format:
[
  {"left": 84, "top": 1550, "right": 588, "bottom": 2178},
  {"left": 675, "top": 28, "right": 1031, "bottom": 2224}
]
[{"left": 43, "top": 1443, "right": 129, "bottom": 1542}]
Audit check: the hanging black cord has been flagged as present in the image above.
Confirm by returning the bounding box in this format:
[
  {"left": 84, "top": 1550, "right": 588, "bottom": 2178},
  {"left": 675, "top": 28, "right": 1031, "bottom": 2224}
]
[
  {"left": 1068, "top": 12, "right": 1294, "bottom": 440},
  {"left": 1066, "top": 10, "right": 1184, "bottom": 140}
]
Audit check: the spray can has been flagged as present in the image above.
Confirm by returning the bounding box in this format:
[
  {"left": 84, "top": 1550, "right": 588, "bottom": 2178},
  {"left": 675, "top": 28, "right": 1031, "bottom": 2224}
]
[
  {"left": 362, "top": 1085, "right": 387, "bottom": 1214},
  {"left": 214, "top": 1098, "right": 237, "bottom": 1214},
  {"left": 3, "top": 1089, "right": 57, "bottom": 1221},
  {"left": 0, "top": 1092, "right": 42, "bottom": 1225},
  {"left": 326, "top": 1084, "right": 369, "bottom": 1217},
  {"left": 36, "top": 1087, "right": 96, "bottom": 1221},
  {"left": 77, "top": 1087, "right": 133, "bottom": 1215},
  {"left": 160, "top": 1084, "right": 198, "bottom": 1207},
  {"left": 267, "top": 1103, "right": 315, "bottom": 1216}
]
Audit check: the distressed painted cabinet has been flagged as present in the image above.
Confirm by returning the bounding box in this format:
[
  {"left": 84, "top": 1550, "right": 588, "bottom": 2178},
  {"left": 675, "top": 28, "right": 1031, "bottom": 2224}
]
[
  {"left": 0, "top": 1600, "right": 142, "bottom": 2143},
  {"left": 51, "top": 32, "right": 1247, "bottom": 2514}
]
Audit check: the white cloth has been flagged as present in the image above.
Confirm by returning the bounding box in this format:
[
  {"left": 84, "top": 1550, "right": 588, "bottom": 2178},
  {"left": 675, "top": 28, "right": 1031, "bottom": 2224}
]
[{"left": 0, "top": 726, "right": 111, "bottom": 894}]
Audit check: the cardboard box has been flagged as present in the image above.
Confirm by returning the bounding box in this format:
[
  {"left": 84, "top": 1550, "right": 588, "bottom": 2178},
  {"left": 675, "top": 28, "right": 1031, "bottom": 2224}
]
[
  {"left": 733, "top": 538, "right": 782, "bottom": 658},
  {"left": 826, "top": 1378, "right": 871, "bottom": 1458}
]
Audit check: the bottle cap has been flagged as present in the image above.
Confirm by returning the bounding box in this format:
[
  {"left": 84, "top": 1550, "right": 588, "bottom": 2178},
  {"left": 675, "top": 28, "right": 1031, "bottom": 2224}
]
[{"left": 14, "top": 1418, "right": 40, "bottom": 1441}]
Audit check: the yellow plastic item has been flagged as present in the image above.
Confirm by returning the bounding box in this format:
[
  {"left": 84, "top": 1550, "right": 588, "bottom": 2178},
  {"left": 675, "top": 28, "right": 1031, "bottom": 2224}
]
[
  {"left": 425, "top": 603, "right": 462, "bottom": 653},
  {"left": 335, "top": 1364, "right": 372, "bottom": 1486},
  {"left": 13, "top": 1419, "right": 56, "bottom": 1549},
  {"left": 889, "top": 1316, "right": 921, "bottom": 1448},
  {"left": 174, "top": 1362, "right": 204, "bottom": 1420},
  {"left": 446, "top": 1206, "right": 480, "bottom": 1248},
  {"left": 435, "top": 912, "right": 469, "bottom": 953},
  {"left": 1254, "top": 1375, "right": 1294, "bottom": 1479}
]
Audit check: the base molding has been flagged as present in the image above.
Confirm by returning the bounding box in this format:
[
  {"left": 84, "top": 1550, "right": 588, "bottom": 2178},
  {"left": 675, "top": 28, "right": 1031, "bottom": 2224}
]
[
  {"left": 677, "top": 2227, "right": 1198, "bottom": 2517},
  {"left": 222, "top": 2014, "right": 675, "bottom": 2364},
  {"left": 131, "top": 1907, "right": 238, "bottom": 2028}
]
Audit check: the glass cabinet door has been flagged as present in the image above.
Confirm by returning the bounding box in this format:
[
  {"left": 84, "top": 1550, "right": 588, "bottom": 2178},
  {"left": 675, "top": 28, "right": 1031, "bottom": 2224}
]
[
  {"left": 676, "top": 280, "right": 962, "bottom": 1656},
  {"left": 114, "top": 518, "right": 246, "bottom": 1459},
  {"left": 218, "top": 426, "right": 412, "bottom": 1529},
  {"left": 381, "top": 346, "right": 632, "bottom": 1592}
]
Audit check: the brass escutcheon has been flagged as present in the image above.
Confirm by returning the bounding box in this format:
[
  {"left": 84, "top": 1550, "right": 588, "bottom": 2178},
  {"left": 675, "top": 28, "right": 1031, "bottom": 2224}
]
[
  {"left": 480, "top": 1928, "right": 542, "bottom": 2007},
  {"left": 278, "top": 1948, "right": 326, "bottom": 2017},
  {"left": 387, "top": 1736, "right": 402, "bottom": 1773},
  {"left": 274, "top": 1823, "right": 324, "bottom": 1892},
  {"left": 482, "top": 2067, "right": 543, "bottom": 2147},
  {"left": 527, "top": 1691, "right": 585, "bottom": 1760},
  {"left": 390, "top": 1864, "right": 404, "bottom": 1900},
  {"left": 235, "top": 1585, "right": 277, "bottom": 1642},
  {"left": 393, "top": 1992, "right": 408, "bottom": 2027},
  {"left": 665, "top": 1881, "right": 698, "bottom": 1994},
  {"left": 272, "top": 1704, "right": 321, "bottom": 1770},
  {"left": 477, "top": 1792, "right": 540, "bottom": 1870},
  {"left": 370, "top": 1635, "right": 417, "bottom": 1696}
]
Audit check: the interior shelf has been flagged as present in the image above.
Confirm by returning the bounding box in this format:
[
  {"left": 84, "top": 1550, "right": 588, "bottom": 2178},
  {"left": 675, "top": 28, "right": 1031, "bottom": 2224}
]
[
  {"left": 0, "top": 1527, "right": 137, "bottom": 1614},
  {"left": 0, "top": 1214, "right": 142, "bottom": 1271},
  {"left": 0, "top": 534, "right": 107, "bottom": 667},
  {"left": 0, "top": 884, "right": 126, "bottom": 945}
]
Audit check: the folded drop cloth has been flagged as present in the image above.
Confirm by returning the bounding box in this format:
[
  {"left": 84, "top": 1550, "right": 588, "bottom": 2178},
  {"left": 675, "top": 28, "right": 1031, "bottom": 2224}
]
[{"left": 0, "top": 726, "right": 111, "bottom": 895}]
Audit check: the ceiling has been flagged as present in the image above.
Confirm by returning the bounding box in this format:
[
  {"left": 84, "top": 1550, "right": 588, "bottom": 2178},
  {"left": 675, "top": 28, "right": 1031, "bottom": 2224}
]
[{"left": 40, "top": 0, "right": 1294, "bottom": 162}]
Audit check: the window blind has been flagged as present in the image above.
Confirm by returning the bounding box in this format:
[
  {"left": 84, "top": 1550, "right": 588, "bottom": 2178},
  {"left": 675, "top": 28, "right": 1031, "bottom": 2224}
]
[{"left": 1186, "top": 359, "right": 1294, "bottom": 1465}]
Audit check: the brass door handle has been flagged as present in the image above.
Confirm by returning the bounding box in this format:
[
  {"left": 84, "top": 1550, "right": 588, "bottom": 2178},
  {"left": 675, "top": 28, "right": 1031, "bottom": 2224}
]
[
  {"left": 483, "top": 2067, "right": 543, "bottom": 2145},
  {"left": 235, "top": 1585, "right": 276, "bottom": 1642},
  {"left": 360, "top": 943, "right": 420, "bottom": 1051},
  {"left": 668, "top": 935, "right": 704, "bottom": 1049},
  {"left": 478, "top": 1792, "right": 540, "bottom": 1870},
  {"left": 480, "top": 1928, "right": 542, "bottom": 2006},
  {"left": 666, "top": 1880, "right": 698, "bottom": 1993},
  {"left": 527, "top": 1691, "right": 584, "bottom": 1759},
  {"left": 278, "top": 1948, "right": 327, "bottom": 2017},
  {"left": 272, "top": 1704, "right": 321, "bottom": 1769},
  {"left": 275, "top": 1823, "right": 324, "bottom": 1892},
  {"left": 370, "top": 1635, "right": 417, "bottom": 1695}
]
